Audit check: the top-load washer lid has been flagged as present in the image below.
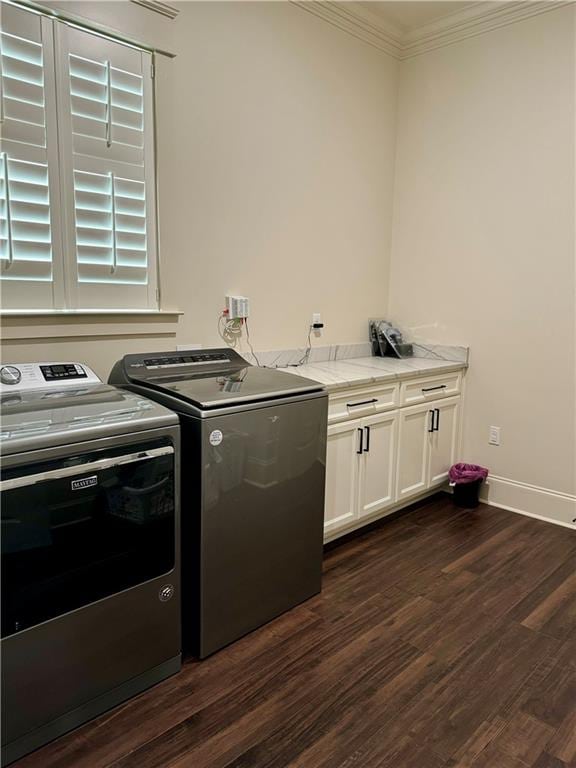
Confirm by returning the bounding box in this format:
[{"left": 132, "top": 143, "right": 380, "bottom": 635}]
[
  {"left": 109, "top": 348, "right": 325, "bottom": 412},
  {"left": 141, "top": 366, "right": 323, "bottom": 409},
  {"left": 0, "top": 363, "right": 179, "bottom": 455}
]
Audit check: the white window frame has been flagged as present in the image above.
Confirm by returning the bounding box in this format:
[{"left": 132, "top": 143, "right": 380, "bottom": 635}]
[{"left": 0, "top": 3, "right": 159, "bottom": 312}]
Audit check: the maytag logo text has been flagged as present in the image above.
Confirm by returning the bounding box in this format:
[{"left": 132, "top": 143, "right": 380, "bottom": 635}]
[{"left": 71, "top": 476, "right": 98, "bottom": 491}]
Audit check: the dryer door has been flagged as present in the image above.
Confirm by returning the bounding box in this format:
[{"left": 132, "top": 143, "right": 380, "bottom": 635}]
[{"left": 1, "top": 439, "right": 176, "bottom": 638}]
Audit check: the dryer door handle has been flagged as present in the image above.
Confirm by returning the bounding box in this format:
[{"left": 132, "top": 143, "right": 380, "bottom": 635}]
[{"left": 0, "top": 446, "right": 174, "bottom": 491}]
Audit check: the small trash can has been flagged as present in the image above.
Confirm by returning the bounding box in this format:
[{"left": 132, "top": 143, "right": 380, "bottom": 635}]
[{"left": 449, "top": 463, "right": 489, "bottom": 508}]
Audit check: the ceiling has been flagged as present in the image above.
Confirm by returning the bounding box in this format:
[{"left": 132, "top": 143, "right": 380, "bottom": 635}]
[{"left": 357, "top": 2, "right": 478, "bottom": 32}]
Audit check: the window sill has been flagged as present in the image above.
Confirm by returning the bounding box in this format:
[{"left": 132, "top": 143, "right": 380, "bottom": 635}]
[
  {"left": 1, "top": 309, "right": 183, "bottom": 318},
  {"left": 1, "top": 309, "right": 183, "bottom": 340}
]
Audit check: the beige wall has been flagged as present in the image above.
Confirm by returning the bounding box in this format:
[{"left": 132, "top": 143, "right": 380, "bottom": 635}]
[
  {"left": 388, "top": 7, "right": 576, "bottom": 512},
  {"left": 158, "top": 1, "right": 397, "bottom": 351},
  {"left": 3, "top": 1, "right": 574, "bottom": 524},
  {"left": 2, "top": 1, "right": 398, "bottom": 377}
]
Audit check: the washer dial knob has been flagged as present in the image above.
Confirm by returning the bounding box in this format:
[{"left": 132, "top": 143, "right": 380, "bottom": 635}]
[{"left": 0, "top": 366, "right": 22, "bottom": 385}]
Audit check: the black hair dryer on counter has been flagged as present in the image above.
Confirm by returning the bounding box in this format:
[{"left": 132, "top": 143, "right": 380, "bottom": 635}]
[{"left": 369, "top": 320, "right": 413, "bottom": 359}]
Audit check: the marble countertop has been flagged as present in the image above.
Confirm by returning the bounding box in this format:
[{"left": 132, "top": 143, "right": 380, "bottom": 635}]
[{"left": 278, "top": 356, "right": 467, "bottom": 392}]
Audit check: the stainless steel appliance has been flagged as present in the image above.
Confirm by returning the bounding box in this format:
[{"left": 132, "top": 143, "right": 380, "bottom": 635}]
[
  {"left": 0, "top": 363, "right": 181, "bottom": 767},
  {"left": 109, "top": 349, "right": 327, "bottom": 658}
]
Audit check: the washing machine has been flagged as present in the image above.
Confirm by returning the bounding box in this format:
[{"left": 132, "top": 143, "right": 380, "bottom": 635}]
[
  {"left": 0, "top": 362, "right": 181, "bottom": 766},
  {"left": 110, "top": 348, "right": 327, "bottom": 658}
]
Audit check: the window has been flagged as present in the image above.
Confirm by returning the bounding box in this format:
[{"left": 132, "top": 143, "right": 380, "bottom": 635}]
[{"left": 0, "top": 3, "right": 158, "bottom": 311}]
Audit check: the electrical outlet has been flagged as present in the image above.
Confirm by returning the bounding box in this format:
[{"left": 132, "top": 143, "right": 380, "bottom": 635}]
[
  {"left": 311, "top": 312, "right": 323, "bottom": 335},
  {"left": 489, "top": 426, "right": 501, "bottom": 446},
  {"left": 225, "top": 295, "right": 250, "bottom": 319}
]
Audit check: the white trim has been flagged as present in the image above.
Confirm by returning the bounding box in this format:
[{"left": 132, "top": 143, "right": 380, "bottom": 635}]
[
  {"left": 143, "top": 49, "right": 159, "bottom": 311},
  {"left": 53, "top": 18, "right": 75, "bottom": 310},
  {"left": 41, "top": 13, "right": 65, "bottom": 310},
  {"left": 480, "top": 474, "right": 576, "bottom": 528},
  {"left": 290, "top": 0, "right": 401, "bottom": 59},
  {"left": 402, "top": 1, "right": 574, "bottom": 59},
  {"left": 324, "top": 474, "right": 576, "bottom": 544},
  {"left": 1, "top": 310, "right": 183, "bottom": 317},
  {"left": 290, "top": 1, "right": 403, "bottom": 58},
  {"left": 482, "top": 500, "right": 576, "bottom": 532},
  {"left": 290, "top": 1, "right": 574, "bottom": 60},
  {"left": 325, "top": 477, "right": 576, "bottom": 543},
  {"left": 6, "top": 0, "right": 176, "bottom": 57},
  {"left": 1, "top": 310, "right": 182, "bottom": 340},
  {"left": 129, "top": 0, "right": 179, "bottom": 21}
]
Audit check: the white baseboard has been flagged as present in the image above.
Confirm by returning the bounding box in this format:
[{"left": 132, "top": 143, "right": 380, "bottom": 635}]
[
  {"left": 480, "top": 474, "right": 576, "bottom": 529},
  {"left": 325, "top": 477, "right": 575, "bottom": 545}
]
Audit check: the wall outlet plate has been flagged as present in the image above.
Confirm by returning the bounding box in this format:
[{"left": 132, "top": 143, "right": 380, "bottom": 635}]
[
  {"left": 312, "top": 312, "right": 323, "bottom": 334},
  {"left": 226, "top": 295, "right": 250, "bottom": 319},
  {"left": 489, "top": 426, "right": 501, "bottom": 446}
]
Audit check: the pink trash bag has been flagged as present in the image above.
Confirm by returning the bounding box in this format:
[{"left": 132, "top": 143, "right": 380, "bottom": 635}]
[{"left": 449, "top": 463, "right": 489, "bottom": 485}]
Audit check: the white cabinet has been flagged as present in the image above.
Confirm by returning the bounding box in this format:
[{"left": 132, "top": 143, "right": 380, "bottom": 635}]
[
  {"left": 396, "top": 397, "right": 461, "bottom": 503},
  {"left": 328, "top": 383, "right": 399, "bottom": 424},
  {"left": 324, "top": 420, "right": 362, "bottom": 535},
  {"left": 428, "top": 398, "right": 460, "bottom": 486},
  {"left": 324, "top": 412, "right": 399, "bottom": 536},
  {"left": 396, "top": 405, "right": 431, "bottom": 502},
  {"left": 323, "top": 371, "right": 464, "bottom": 541},
  {"left": 400, "top": 372, "right": 461, "bottom": 406},
  {"left": 358, "top": 411, "right": 398, "bottom": 518}
]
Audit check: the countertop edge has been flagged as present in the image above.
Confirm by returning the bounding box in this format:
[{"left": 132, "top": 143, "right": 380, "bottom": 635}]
[{"left": 279, "top": 360, "right": 468, "bottom": 393}]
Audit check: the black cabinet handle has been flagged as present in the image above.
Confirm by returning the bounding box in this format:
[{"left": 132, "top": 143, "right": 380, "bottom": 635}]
[
  {"left": 357, "top": 428, "right": 364, "bottom": 454},
  {"left": 364, "top": 426, "right": 370, "bottom": 452},
  {"left": 435, "top": 408, "right": 440, "bottom": 431},
  {"left": 428, "top": 410, "right": 435, "bottom": 433},
  {"left": 347, "top": 398, "right": 378, "bottom": 408},
  {"left": 422, "top": 385, "right": 447, "bottom": 393}
]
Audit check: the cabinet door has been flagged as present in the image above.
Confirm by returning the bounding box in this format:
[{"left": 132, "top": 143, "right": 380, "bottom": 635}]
[
  {"left": 396, "top": 404, "right": 434, "bottom": 502},
  {"left": 428, "top": 397, "right": 460, "bottom": 487},
  {"left": 358, "top": 412, "right": 398, "bottom": 518},
  {"left": 324, "top": 420, "right": 362, "bottom": 535}
]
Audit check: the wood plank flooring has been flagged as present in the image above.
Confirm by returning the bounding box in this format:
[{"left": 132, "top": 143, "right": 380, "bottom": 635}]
[{"left": 12, "top": 496, "right": 576, "bottom": 768}]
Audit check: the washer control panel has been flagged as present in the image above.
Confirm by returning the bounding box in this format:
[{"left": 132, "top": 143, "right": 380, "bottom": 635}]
[
  {"left": 124, "top": 348, "right": 245, "bottom": 376},
  {"left": 40, "top": 363, "right": 88, "bottom": 382},
  {"left": 0, "top": 362, "right": 101, "bottom": 392},
  {"left": 142, "top": 352, "right": 230, "bottom": 370}
]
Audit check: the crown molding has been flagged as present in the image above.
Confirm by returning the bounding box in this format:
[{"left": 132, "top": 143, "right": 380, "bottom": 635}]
[
  {"left": 290, "top": 1, "right": 403, "bottom": 58},
  {"left": 402, "top": 1, "right": 574, "bottom": 59},
  {"left": 290, "top": 1, "right": 574, "bottom": 60},
  {"left": 129, "top": 0, "right": 179, "bottom": 20}
]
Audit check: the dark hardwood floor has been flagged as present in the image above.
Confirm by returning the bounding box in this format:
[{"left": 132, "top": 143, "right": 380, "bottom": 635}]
[{"left": 12, "top": 496, "right": 576, "bottom": 768}]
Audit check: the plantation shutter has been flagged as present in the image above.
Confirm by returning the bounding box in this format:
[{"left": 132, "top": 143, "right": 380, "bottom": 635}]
[
  {"left": 0, "top": 5, "right": 63, "bottom": 309},
  {"left": 56, "top": 25, "right": 158, "bottom": 309}
]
